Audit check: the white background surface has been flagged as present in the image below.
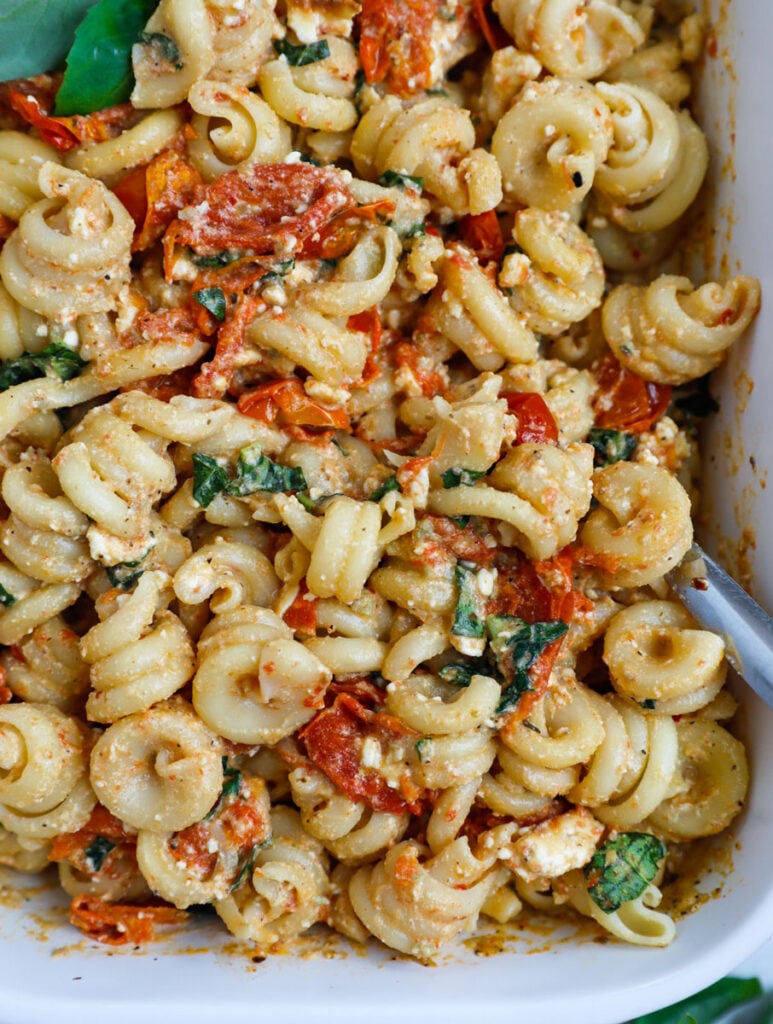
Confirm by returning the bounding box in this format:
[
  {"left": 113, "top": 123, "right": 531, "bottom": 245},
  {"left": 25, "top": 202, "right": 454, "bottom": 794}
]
[{"left": 736, "top": 939, "right": 773, "bottom": 986}]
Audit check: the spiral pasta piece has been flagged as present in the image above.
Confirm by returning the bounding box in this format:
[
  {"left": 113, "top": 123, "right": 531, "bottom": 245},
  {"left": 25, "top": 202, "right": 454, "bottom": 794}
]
[
  {"left": 259, "top": 36, "right": 358, "bottom": 132},
  {"left": 602, "top": 274, "right": 762, "bottom": 386},
  {"left": 0, "top": 828, "right": 52, "bottom": 873},
  {"left": 215, "top": 805, "right": 330, "bottom": 947},
  {"left": 81, "top": 570, "right": 196, "bottom": 723},
  {"left": 289, "top": 765, "right": 409, "bottom": 865},
  {"left": 0, "top": 131, "right": 62, "bottom": 223},
  {"left": 0, "top": 615, "right": 89, "bottom": 713},
  {"left": 494, "top": 0, "right": 645, "bottom": 79},
  {"left": 173, "top": 534, "right": 279, "bottom": 615},
  {"left": 192, "top": 606, "right": 331, "bottom": 743},
  {"left": 0, "top": 280, "right": 45, "bottom": 362},
  {"left": 90, "top": 698, "right": 224, "bottom": 832},
  {"left": 492, "top": 78, "right": 612, "bottom": 210},
  {"left": 64, "top": 110, "right": 185, "bottom": 180},
  {"left": 429, "top": 442, "right": 593, "bottom": 561},
  {"left": 603, "top": 601, "right": 726, "bottom": 715},
  {"left": 300, "top": 225, "right": 401, "bottom": 318},
  {"left": 0, "top": 163, "right": 133, "bottom": 318},
  {"left": 501, "top": 208, "right": 605, "bottom": 337},
  {"left": 0, "top": 703, "right": 95, "bottom": 839},
  {"left": 559, "top": 870, "right": 676, "bottom": 947},
  {"left": 0, "top": 558, "right": 81, "bottom": 647},
  {"left": 352, "top": 96, "right": 503, "bottom": 216},
  {"left": 501, "top": 680, "right": 606, "bottom": 771},
  {"left": 580, "top": 462, "right": 693, "bottom": 588}
]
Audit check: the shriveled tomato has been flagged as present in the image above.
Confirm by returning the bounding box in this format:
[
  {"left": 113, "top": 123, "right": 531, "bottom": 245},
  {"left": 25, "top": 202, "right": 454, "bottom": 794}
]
[
  {"left": 0, "top": 74, "right": 59, "bottom": 127},
  {"left": 301, "top": 198, "right": 395, "bottom": 261},
  {"left": 592, "top": 352, "right": 671, "bottom": 433},
  {"left": 8, "top": 91, "right": 135, "bottom": 152},
  {"left": 300, "top": 693, "right": 421, "bottom": 814},
  {"left": 395, "top": 341, "right": 447, "bottom": 398},
  {"left": 49, "top": 806, "right": 134, "bottom": 866},
  {"left": 164, "top": 163, "right": 355, "bottom": 266},
  {"left": 69, "top": 895, "right": 187, "bottom": 946},
  {"left": 349, "top": 307, "right": 384, "bottom": 385},
  {"left": 114, "top": 150, "right": 202, "bottom": 253},
  {"left": 472, "top": 0, "right": 512, "bottom": 49},
  {"left": 458, "top": 210, "right": 505, "bottom": 264},
  {"left": 502, "top": 391, "right": 560, "bottom": 445},
  {"left": 326, "top": 677, "right": 386, "bottom": 710},
  {"left": 193, "top": 296, "right": 261, "bottom": 399},
  {"left": 238, "top": 377, "right": 350, "bottom": 430},
  {"left": 359, "top": 0, "right": 439, "bottom": 98},
  {"left": 282, "top": 580, "right": 319, "bottom": 636}
]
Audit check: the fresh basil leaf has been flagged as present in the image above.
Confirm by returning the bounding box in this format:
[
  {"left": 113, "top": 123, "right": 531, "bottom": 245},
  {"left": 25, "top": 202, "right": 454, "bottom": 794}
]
[
  {"left": 639, "top": 698, "right": 657, "bottom": 710},
  {"left": 451, "top": 515, "right": 471, "bottom": 528},
  {"left": 189, "top": 249, "right": 243, "bottom": 269},
  {"left": 0, "top": 343, "right": 87, "bottom": 392},
  {"left": 441, "top": 467, "right": 485, "bottom": 489},
  {"left": 0, "top": 583, "right": 17, "bottom": 608},
  {"left": 273, "top": 38, "right": 330, "bottom": 66},
  {"left": 369, "top": 476, "right": 400, "bottom": 501},
  {"left": 230, "top": 834, "right": 273, "bottom": 893},
  {"left": 403, "top": 223, "right": 427, "bottom": 239},
  {"left": 54, "top": 0, "right": 158, "bottom": 115},
  {"left": 486, "top": 615, "right": 568, "bottom": 714},
  {"left": 205, "top": 759, "right": 243, "bottom": 821},
  {"left": 0, "top": 0, "right": 97, "bottom": 80},
  {"left": 137, "top": 30, "right": 183, "bottom": 70},
  {"left": 630, "top": 977, "right": 764, "bottom": 1024},
  {"left": 227, "top": 444, "right": 306, "bottom": 496},
  {"left": 378, "top": 170, "right": 424, "bottom": 191},
  {"left": 192, "top": 453, "right": 229, "bottom": 508},
  {"left": 259, "top": 257, "right": 296, "bottom": 284},
  {"left": 452, "top": 563, "right": 485, "bottom": 639},
  {"left": 585, "top": 832, "right": 666, "bottom": 914},
  {"left": 439, "top": 662, "right": 481, "bottom": 687},
  {"left": 193, "top": 287, "right": 226, "bottom": 323},
  {"left": 84, "top": 835, "right": 116, "bottom": 873},
  {"left": 589, "top": 428, "right": 638, "bottom": 467},
  {"left": 105, "top": 550, "right": 150, "bottom": 589}
]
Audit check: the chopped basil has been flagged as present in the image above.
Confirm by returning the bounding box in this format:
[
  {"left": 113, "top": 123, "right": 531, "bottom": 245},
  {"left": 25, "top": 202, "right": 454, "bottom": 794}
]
[
  {"left": 369, "top": 476, "right": 400, "bottom": 501},
  {"left": 451, "top": 563, "right": 485, "bottom": 639},
  {"left": 0, "top": 583, "right": 16, "bottom": 608},
  {"left": 451, "top": 515, "right": 471, "bottom": 529},
  {"left": 584, "top": 832, "right": 667, "bottom": 914},
  {"left": 230, "top": 834, "right": 273, "bottom": 893},
  {"left": 630, "top": 976, "right": 764, "bottom": 1024},
  {"left": 205, "top": 759, "right": 243, "bottom": 821},
  {"left": 354, "top": 68, "right": 366, "bottom": 96},
  {"left": 403, "top": 223, "right": 427, "bottom": 239},
  {"left": 188, "top": 249, "right": 243, "bottom": 269},
  {"left": 138, "top": 31, "right": 184, "bottom": 69},
  {"left": 106, "top": 551, "right": 150, "bottom": 590},
  {"left": 639, "top": 698, "right": 657, "bottom": 710},
  {"left": 438, "top": 663, "right": 478, "bottom": 687},
  {"left": 299, "top": 153, "right": 322, "bottom": 166},
  {"left": 259, "top": 257, "right": 295, "bottom": 285},
  {"left": 426, "top": 88, "right": 448, "bottom": 96},
  {"left": 487, "top": 615, "right": 568, "bottom": 714},
  {"left": 192, "top": 453, "right": 229, "bottom": 508},
  {"left": 273, "top": 38, "right": 331, "bottom": 66},
  {"left": 415, "top": 738, "right": 434, "bottom": 764},
  {"left": 378, "top": 170, "right": 424, "bottom": 191},
  {"left": 193, "top": 287, "right": 226, "bottom": 323},
  {"left": 503, "top": 243, "right": 524, "bottom": 258},
  {"left": 0, "top": 343, "right": 87, "bottom": 392},
  {"left": 441, "top": 467, "right": 485, "bottom": 489},
  {"left": 228, "top": 444, "right": 307, "bottom": 496},
  {"left": 84, "top": 835, "right": 116, "bottom": 873},
  {"left": 589, "top": 428, "right": 638, "bottom": 467}
]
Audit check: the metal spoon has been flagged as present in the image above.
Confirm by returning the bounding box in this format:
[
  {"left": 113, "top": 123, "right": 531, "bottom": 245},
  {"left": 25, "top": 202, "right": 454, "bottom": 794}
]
[{"left": 666, "top": 543, "right": 773, "bottom": 709}]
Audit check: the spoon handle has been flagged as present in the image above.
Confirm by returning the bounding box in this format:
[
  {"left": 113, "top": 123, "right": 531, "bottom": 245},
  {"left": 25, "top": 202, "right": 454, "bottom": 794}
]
[{"left": 666, "top": 543, "right": 773, "bottom": 709}]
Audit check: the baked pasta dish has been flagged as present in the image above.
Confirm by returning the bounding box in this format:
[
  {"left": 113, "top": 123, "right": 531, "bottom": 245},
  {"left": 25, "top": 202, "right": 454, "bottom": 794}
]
[{"left": 0, "top": 0, "right": 760, "bottom": 960}]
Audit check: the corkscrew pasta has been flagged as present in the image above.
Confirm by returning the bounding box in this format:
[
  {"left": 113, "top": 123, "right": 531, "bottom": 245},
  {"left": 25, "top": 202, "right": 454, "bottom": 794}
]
[{"left": 0, "top": 0, "right": 759, "bottom": 962}]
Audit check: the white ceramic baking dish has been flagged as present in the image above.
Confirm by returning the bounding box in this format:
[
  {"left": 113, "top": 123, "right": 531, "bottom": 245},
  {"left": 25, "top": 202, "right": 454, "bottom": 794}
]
[{"left": 0, "top": 2, "right": 771, "bottom": 1021}]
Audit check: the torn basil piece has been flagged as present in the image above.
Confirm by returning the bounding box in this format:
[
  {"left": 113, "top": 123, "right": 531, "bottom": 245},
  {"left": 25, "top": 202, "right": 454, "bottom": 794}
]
[
  {"left": 227, "top": 444, "right": 306, "bottom": 496},
  {"left": 138, "top": 31, "right": 184, "bottom": 69},
  {"left": 188, "top": 249, "right": 243, "bottom": 269},
  {"left": 106, "top": 550, "right": 150, "bottom": 590},
  {"left": 84, "top": 835, "right": 116, "bottom": 873},
  {"left": 273, "top": 38, "right": 330, "bottom": 66},
  {"left": 439, "top": 662, "right": 481, "bottom": 687},
  {"left": 0, "top": 343, "right": 87, "bottom": 392},
  {"left": 230, "top": 834, "right": 273, "bottom": 893},
  {"left": 378, "top": 170, "right": 424, "bottom": 191},
  {"left": 441, "top": 467, "right": 485, "bottom": 489},
  {"left": 452, "top": 563, "right": 485, "bottom": 639},
  {"left": 205, "top": 759, "right": 243, "bottom": 821},
  {"left": 369, "top": 476, "right": 400, "bottom": 501},
  {"left": 589, "top": 428, "right": 638, "bottom": 467},
  {"left": 403, "top": 223, "right": 427, "bottom": 239},
  {"left": 192, "top": 453, "right": 229, "bottom": 508},
  {"left": 585, "top": 832, "right": 667, "bottom": 913},
  {"left": 486, "top": 615, "right": 568, "bottom": 714},
  {"left": 193, "top": 287, "right": 226, "bottom": 322},
  {"left": 0, "top": 583, "right": 16, "bottom": 608}
]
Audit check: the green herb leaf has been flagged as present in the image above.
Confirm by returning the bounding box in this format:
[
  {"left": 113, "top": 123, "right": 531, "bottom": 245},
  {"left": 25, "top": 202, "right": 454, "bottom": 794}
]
[
  {"left": 378, "top": 170, "right": 424, "bottom": 191},
  {"left": 438, "top": 662, "right": 480, "bottom": 687},
  {"left": 299, "top": 153, "right": 322, "bottom": 166},
  {"left": 0, "top": 583, "right": 17, "bottom": 608},
  {"left": 441, "top": 467, "right": 485, "bottom": 489},
  {"left": 84, "top": 835, "right": 116, "bottom": 873},
  {"left": 0, "top": 343, "right": 87, "bottom": 392},
  {"left": 0, "top": 0, "right": 98, "bottom": 80},
  {"left": 273, "top": 38, "right": 331, "bottom": 66},
  {"left": 192, "top": 453, "right": 229, "bottom": 508},
  {"left": 451, "top": 515, "right": 471, "bottom": 529},
  {"left": 205, "top": 758, "right": 243, "bottom": 821},
  {"left": 227, "top": 444, "right": 306, "bottom": 496},
  {"left": 188, "top": 249, "right": 243, "bottom": 269},
  {"left": 503, "top": 242, "right": 524, "bottom": 258},
  {"left": 259, "top": 257, "right": 296, "bottom": 284},
  {"left": 193, "top": 287, "right": 226, "bottom": 323},
  {"left": 486, "top": 615, "right": 568, "bottom": 714},
  {"left": 369, "top": 476, "right": 400, "bottom": 501},
  {"left": 230, "top": 834, "right": 273, "bottom": 893},
  {"left": 452, "top": 563, "right": 485, "bottom": 639},
  {"left": 585, "top": 832, "right": 667, "bottom": 914},
  {"left": 415, "top": 738, "right": 434, "bottom": 764},
  {"left": 403, "top": 223, "right": 427, "bottom": 239},
  {"left": 630, "top": 976, "right": 764, "bottom": 1024},
  {"left": 354, "top": 67, "right": 366, "bottom": 96},
  {"left": 589, "top": 428, "right": 638, "bottom": 467},
  {"left": 137, "top": 30, "right": 183, "bottom": 70},
  {"left": 105, "top": 550, "right": 150, "bottom": 590},
  {"left": 54, "top": 0, "right": 158, "bottom": 115},
  {"left": 639, "top": 698, "right": 657, "bottom": 710}
]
